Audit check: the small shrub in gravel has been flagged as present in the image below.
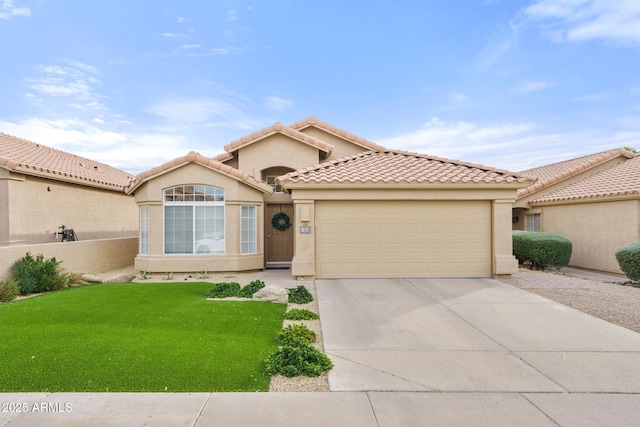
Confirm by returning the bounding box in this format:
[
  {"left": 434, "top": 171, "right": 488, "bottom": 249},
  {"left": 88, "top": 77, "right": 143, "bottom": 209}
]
[
  {"left": 284, "top": 308, "right": 318, "bottom": 320},
  {"left": 276, "top": 323, "right": 316, "bottom": 346},
  {"left": 0, "top": 280, "right": 20, "bottom": 302},
  {"left": 288, "top": 285, "right": 313, "bottom": 304},
  {"left": 512, "top": 231, "right": 572, "bottom": 270},
  {"left": 206, "top": 282, "right": 241, "bottom": 298},
  {"left": 264, "top": 343, "right": 333, "bottom": 377},
  {"left": 237, "top": 280, "right": 266, "bottom": 298},
  {"left": 616, "top": 242, "right": 640, "bottom": 282}
]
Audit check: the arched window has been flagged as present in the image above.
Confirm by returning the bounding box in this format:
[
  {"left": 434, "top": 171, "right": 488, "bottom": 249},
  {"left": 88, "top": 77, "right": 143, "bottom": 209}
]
[{"left": 164, "top": 185, "right": 225, "bottom": 255}]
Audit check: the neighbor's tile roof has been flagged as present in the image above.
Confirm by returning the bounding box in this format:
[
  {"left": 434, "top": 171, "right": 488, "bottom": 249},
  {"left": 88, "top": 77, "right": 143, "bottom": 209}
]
[
  {"left": 127, "top": 151, "right": 273, "bottom": 194},
  {"left": 277, "top": 150, "right": 530, "bottom": 185},
  {"left": 289, "top": 116, "right": 386, "bottom": 152},
  {"left": 517, "top": 148, "right": 634, "bottom": 198},
  {"left": 531, "top": 155, "right": 640, "bottom": 203},
  {"left": 0, "top": 132, "right": 134, "bottom": 190},
  {"left": 223, "top": 122, "right": 334, "bottom": 154}
]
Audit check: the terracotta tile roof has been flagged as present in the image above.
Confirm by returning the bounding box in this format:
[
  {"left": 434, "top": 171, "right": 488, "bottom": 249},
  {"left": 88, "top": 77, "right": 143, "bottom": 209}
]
[
  {"left": 223, "top": 122, "right": 334, "bottom": 155},
  {"left": 0, "top": 132, "right": 134, "bottom": 190},
  {"left": 517, "top": 148, "right": 634, "bottom": 198},
  {"left": 277, "top": 150, "right": 530, "bottom": 185},
  {"left": 289, "top": 116, "right": 386, "bottom": 152},
  {"left": 531, "top": 154, "right": 640, "bottom": 204},
  {"left": 212, "top": 152, "right": 234, "bottom": 163},
  {"left": 127, "top": 151, "right": 273, "bottom": 194}
]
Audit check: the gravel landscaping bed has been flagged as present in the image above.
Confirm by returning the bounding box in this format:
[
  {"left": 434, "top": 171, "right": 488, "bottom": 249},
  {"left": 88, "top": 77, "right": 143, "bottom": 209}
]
[
  {"left": 499, "top": 269, "right": 640, "bottom": 334},
  {"left": 269, "top": 287, "right": 330, "bottom": 392}
]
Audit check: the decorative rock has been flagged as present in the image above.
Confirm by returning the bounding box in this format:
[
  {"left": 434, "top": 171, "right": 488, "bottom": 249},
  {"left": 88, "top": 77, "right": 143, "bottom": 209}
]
[
  {"left": 103, "top": 273, "right": 136, "bottom": 284},
  {"left": 80, "top": 273, "right": 103, "bottom": 283},
  {"left": 252, "top": 284, "right": 289, "bottom": 304}
]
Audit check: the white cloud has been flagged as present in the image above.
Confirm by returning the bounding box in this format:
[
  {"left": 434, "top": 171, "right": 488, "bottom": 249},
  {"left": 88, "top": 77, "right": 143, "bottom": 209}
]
[
  {"left": 512, "top": 80, "right": 554, "bottom": 93},
  {"left": 0, "top": 118, "right": 192, "bottom": 174},
  {"left": 146, "top": 98, "right": 245, "bottom": 123},
  {"left": 471, "top": 21, "right": 520, "bottom": 71},
  {"left": 0, "top": 0, "right": 30, "bottom": 19},
  {"left": 263, "top": 96, "right": 294, "bottom": 111},
  {"left": 526, "top": 0, "right": 640, "bottom": 46},
  {"left": 25, "top": 62, "right": 105, "bottom": 110},
  {"left": 376, "top": 117, "right": 640, "bottom": 171}
]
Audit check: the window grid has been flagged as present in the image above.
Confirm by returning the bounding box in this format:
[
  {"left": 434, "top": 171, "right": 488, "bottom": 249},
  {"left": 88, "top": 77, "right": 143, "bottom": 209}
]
[
  {"left": 139, "top": 206, "right": 149, "bottom": 255},
  {"left": 241, "top": 205, "right": 257, "bottom": 254},
  {"left": 163, "top": 185, "right": 225, "bottom": 255},
  {"left": 526, "top": 213, "right": 541, "bottom": 232}
]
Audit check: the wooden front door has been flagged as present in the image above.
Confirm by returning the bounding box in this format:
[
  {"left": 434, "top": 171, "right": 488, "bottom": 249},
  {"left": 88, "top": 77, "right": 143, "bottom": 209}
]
[{"left": 265, "top": 204, "right": 294, "bottom": 264}]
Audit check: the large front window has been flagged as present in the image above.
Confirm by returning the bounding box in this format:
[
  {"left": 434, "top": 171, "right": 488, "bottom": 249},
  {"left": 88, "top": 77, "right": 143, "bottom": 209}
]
[
  {"left": 164, "top": 185, "right": 225, "bottom": 254},
  {"left": 139, "top": 206, "right": 149, "bottom": 255}
]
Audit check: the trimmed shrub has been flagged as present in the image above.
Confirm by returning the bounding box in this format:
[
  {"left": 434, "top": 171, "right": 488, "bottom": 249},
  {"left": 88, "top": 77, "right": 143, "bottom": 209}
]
[
  {"left": 237, "top": 279, "right": 266, "bottom": 298},
  {"left": 276, "top": 324, "right": 316, "bottom": 346},
  {"left": 616, "top": 242, "right": 640, "bottom": 281},
  {"left": 264, "top": 343, "right": 333, "bottom": 377},
  {"left": 284, "top": 308, "right": 319, "bottom": 320},
  {"left": 512, "top": 231, "right": 572, "bottom": 270},
  {"left": 206, "top": 282, "right": 241, "bottom": 298},
  {"left": 11, "top": 253, "right": 69, "bottom": 294},
  {"left": 288, "top": 285, "right": 313, "bottom": 304},
  {"left": 0, "top": 280, "right": 20, "bottom": 303}
]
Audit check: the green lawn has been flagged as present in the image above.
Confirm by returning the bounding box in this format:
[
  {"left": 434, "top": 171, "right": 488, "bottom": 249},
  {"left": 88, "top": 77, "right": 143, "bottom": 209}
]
[{"left": 0, "top": 282, "right": 286, "bottom": 392}]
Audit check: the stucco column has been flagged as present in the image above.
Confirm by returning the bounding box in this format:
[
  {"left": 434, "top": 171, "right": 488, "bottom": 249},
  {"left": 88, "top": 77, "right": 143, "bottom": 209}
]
[
  {"left": 493, "top": 199, "right": 519, "bottom": 276},
  {"left": 291, "top": 199, "right": 316, "bottom": 278}
]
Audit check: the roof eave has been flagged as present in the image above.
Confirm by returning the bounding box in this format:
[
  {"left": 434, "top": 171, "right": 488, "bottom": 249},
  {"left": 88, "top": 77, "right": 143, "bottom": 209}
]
[
  {"left": 12, "top": 166, "right": 129, "bottom": 192},
  {"left": 530, "top": 191, "right": 640, "bottom": 206}
]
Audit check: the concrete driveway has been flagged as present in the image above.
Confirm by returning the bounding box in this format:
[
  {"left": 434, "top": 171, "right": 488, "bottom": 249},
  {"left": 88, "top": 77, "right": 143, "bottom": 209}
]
[{"left": 316, "top": 277, "right": 640, "bottom": 425}]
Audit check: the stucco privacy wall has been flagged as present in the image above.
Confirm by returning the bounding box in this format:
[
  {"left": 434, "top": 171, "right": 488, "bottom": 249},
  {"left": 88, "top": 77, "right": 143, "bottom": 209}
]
[
  {"left": 1, "top": 173, "right": 137, "bottom": 245},
  {"left": 538, "top": 200, "right": 640, "bottom": 274},
  {"left": 132, "top": 162, "right": 266, "bottom": 273},
  {"left": 0, "top": 237, "right": 138, "bottom": 281}
]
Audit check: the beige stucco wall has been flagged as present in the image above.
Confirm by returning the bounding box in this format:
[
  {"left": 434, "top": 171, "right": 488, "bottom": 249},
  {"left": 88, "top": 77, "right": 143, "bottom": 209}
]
[
  {"left": 236, "top": 134, "right": 321, "bottom": 177},
  {"left": 1, "top": 172, "right": 137, "bottom": 246},
  {"left": 131, "top": 162, "right": 266, "bottom": 273},
  {"left": 537, "top": 199, "right": 640, "bottom": 274},
  {"left": 0, "top": 237, "right": 138, "bottom": 281}
]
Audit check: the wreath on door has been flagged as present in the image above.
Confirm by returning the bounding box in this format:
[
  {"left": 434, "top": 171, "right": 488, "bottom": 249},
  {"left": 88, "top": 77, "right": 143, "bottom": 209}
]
[{"left": 271, "top": 212, "right": 291, "bottom": 231}]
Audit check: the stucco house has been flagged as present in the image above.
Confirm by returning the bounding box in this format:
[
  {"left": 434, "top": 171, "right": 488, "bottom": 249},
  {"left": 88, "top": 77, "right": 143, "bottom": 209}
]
[
  {"left": 0, "top": 132, "right": 138, "bottom": 246},
  {"left": 127, "top": 117, "right": 530, "bottom": 279},
  {"left": 513, "top": 148, "right": 638, "bottom": 274}
]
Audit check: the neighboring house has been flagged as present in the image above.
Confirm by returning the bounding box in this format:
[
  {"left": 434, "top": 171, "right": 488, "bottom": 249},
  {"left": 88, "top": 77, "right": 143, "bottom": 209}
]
[
  {"left": 127, "top": 117, "right": 530, "bottom": 279},
  {"left": 513, "top": 148, "right": 638, "bottom": 274},
  {"left": 0, "top": 132, "right": 138, "bottom": 246}
]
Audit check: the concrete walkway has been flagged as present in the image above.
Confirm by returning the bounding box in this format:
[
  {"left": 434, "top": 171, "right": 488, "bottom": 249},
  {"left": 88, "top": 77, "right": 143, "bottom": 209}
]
[{"left": 2, "top": 272, "right": 640, "bottom": 426}]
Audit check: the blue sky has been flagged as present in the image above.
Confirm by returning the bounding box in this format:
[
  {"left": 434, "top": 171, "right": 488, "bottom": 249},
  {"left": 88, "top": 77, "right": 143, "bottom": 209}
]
[{"left": 1, "top": 0, "right": 639, "bottom": 175}]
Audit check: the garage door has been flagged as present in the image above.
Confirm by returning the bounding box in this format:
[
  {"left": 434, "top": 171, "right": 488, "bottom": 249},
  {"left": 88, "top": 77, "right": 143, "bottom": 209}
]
[{"left": 315, "top": 200, "right": 491, "bottom": 278}]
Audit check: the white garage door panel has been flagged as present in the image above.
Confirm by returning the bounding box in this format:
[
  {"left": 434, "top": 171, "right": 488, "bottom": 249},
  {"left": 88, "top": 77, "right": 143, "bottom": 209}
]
[{"left": 316, "top": 201, "right": 491, "bottom": 278}]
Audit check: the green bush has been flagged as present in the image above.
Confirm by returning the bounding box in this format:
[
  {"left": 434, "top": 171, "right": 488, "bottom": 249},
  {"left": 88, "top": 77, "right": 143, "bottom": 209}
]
[
  {"left": 616, "top": 242, "right": 640, "bottom": 281},
  {"left": 206, "top": 282, "right": 241, "bottom": 298},
  {"left": 264, "top": 343, "right": 333, "bottom": 377},
  {"left": 288, "top": 285, "right": 313, "bottom": 304},
  {"left": 11, "top": 253, "right": 70, "bottom": 294},
  {"left": 284, "top": 308, "right": 319, "bottom": 320},
  {"left": 237, "top": 279, "right": 266, "bottom": 298},
  {"left": 276, "top": 324, "right": 316, "bottom": 346},
  {"left": 0, "top": 280, "right": 20, "bottom": 303},
  {"left": 512, "top": 231, "right": 572, "bottom": 269}
]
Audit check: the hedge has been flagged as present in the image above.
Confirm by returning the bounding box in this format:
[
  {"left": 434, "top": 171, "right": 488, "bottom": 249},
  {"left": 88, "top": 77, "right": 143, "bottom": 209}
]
[
  {"left": 615, "top": 242, "right": 640, "bottom": 281},
  {"left": 512, "top": 231, "right": 572, "bottom": 269}
]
